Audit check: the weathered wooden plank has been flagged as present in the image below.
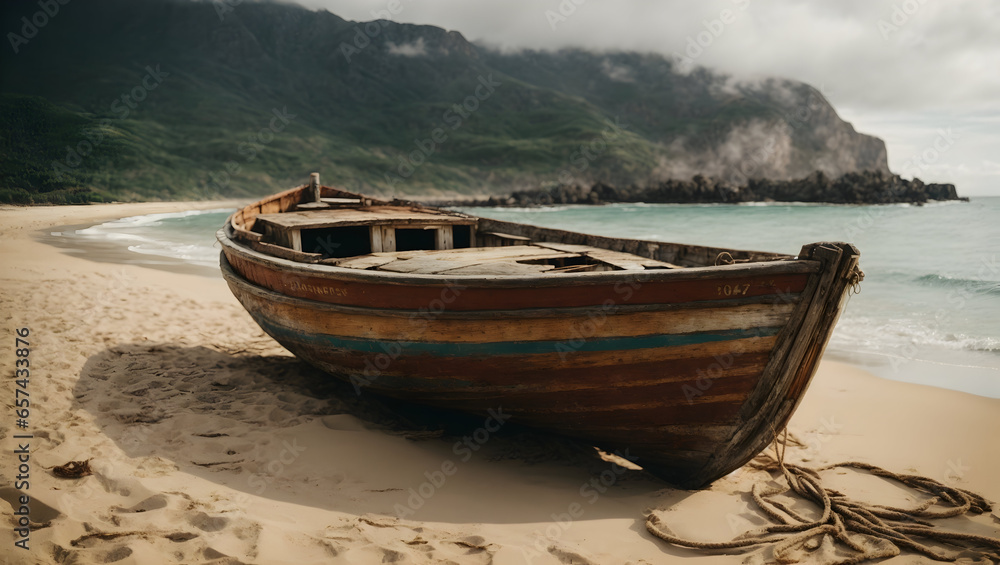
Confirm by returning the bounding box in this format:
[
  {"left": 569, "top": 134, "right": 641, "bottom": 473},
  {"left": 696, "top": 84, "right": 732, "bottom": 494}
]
[
  {"left": 293, "top": 348, "right": 760, "bottom": 428},
  {"left": 437, "top": 262, "right": 555, "bottom": 275},
  {"left": 531, "top": 242, "right": 597, "bottom": 253},
  {"left": 389, "top": 245, "right": 567, "bottom": 261},
  {"left": 232, "top": 226, "right": 262, "bottom": 243},
  {"left": 235, "top": 317, "right": 775, "bottom": 386},
  {"left": 393, "top": 354, "right": 770, "bottom": 400},
  {"left": 481, "top": 231, "right": 531, "bottom": 241},
  {"left": 435, "top": 225, "right": 454, "bottom": 250},
  {"left": 295, "top": 201, "right": 330, "bottom": 210},
  {"left": 241, "top": 290, "right": 794, "bottom": 344},
  {"left": 411, "top": 388, "right": 752, "bottom": 426},
  {"left": 261, "top": 199, "right": 282, "bottom": 215},
  {"left": 246, "top": 240, "right": 322, "bottom": 263},
  {"left": 535, "top": 242, "right": 684, "bottom": 269},
  {"left": 280, "top": 331, "right": 768, "bottom": 401},
  {"left": 378, "top": 257, "right": 484, "bottom": 274},
  {"left": 240, "top": 312, "right": 780, "bottom": 379},
  {"left": 254, "top": 206, "right": 476, "bottom": 230},
  {"left": 231, "top": 185, "right": 307, "bottom": 234},
  {"left": 370, "top": 225, "right": 383, "bottom": 253},
  {"left": 378, "top": 257, "right": 556, "bottom": 275},
  {"left": 364, "top": 246, "right": 583, "bottom": 270},
  {"left": 583, "top": 249, "right": 647, "bottom": 270},
  {"left": 544, "top": 263, "right": 614, "bottom": 274},
  {"left": 327, "top": 254, "right": 397, "bottom": 270},
  {"left": 381, "top": 226, "right": 396, "bottom": 252}
]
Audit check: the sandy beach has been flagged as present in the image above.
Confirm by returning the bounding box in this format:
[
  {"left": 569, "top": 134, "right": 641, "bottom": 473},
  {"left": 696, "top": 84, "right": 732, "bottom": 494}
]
[{"left": 1, "top": 202, "right": 998, "bottom": 565}]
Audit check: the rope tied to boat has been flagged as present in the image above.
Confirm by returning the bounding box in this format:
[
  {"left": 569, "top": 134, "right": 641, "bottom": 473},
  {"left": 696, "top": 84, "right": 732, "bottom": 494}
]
[
  {"left": 645, "top": 429, "right": 1000, "bottom": 563},
  {"left": 715, "top": 252, "right": 736, "bottom": 266},
  {"left": 847, "top": 267, "right": 865, "bottom": 295}
]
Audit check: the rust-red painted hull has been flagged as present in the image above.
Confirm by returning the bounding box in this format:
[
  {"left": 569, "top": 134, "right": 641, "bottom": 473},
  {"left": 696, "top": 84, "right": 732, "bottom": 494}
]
[{"left": 220, "top": 228, "right": 860, "bottom": 487}]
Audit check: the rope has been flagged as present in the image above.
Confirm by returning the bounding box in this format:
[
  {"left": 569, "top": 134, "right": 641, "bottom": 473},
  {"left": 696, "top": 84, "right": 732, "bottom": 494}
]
[
  {"left": 715, "top": 252, "right": 736, "bottom": 266},
  {"left": 848, "top": 267, "right": 865, "bottom": 295},
  {"left": 646, "top": 430, "right": 1000, "bottom": 563}
]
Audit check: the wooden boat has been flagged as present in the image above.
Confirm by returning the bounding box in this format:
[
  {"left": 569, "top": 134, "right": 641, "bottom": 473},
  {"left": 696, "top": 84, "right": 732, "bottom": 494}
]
[{"left": 217, "top": 174, "right": 862, "bottom": 488}]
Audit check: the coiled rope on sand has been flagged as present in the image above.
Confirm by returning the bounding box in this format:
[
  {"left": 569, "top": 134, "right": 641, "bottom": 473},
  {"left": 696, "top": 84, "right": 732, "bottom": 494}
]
[{"left": 646, "top": 430, "right": 1000, "bottom": 564}]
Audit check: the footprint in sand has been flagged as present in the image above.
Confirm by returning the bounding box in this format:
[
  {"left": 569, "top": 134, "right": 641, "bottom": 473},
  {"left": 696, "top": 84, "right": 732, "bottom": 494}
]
[
  {"left": 327, "top": 516, "right": 497, "bottom": 564},
  {"left": 99, "top": 545, "right": 133, "bottom": 563},
  {"left": 187, "top": 511, "right": 229, "bottom": 533},
  {"left": 115, "top": 493, "right": 169, "bottom": 513},
  {"left": 547, "top": 545, "right": 600, "bottom": 565}
]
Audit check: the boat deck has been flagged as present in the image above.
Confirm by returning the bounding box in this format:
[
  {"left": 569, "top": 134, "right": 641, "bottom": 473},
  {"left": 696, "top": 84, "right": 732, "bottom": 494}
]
[
  {"left": 229, "top": 180, "right": 794, "bottom": 271},
  {"left": 327, "top": 242, "right": 683, "bottom": 275},
  {"left": 248, "top": 202, "right": 686, "bottom": 274}
]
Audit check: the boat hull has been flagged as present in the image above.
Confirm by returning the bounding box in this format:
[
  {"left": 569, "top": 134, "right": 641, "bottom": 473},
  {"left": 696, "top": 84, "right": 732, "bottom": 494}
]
[{"left": 219, "top": 227, "right": 859, "bottom": 487}]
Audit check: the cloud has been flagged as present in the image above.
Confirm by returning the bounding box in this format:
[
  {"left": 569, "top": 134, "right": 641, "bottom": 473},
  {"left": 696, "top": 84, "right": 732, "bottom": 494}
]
[
  {"left": 600, "top": 59, "right": 634, "bottom": 83},
  {"left": 289, "top": 0, "right": 999, "bottom": 194},
  {"left": 299, "top": 0, "right": 998, "bottom": 112},
  {"left": 386, "top": 37, "right": 428, "bottom": 57}
]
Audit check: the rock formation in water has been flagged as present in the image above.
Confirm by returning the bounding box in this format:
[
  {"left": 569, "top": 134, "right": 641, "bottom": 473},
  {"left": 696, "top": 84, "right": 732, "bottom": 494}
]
[{"left": 432, "top": 171, "right": 965, "bottom": 207}]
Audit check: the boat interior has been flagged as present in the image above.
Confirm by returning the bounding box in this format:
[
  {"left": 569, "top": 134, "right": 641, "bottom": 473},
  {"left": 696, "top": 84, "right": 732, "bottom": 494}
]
[{"left": 227, "top": 179, "right": 793, "bottom": 273}]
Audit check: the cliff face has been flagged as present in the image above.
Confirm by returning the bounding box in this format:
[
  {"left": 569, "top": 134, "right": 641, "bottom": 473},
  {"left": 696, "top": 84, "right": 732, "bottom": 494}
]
[
  {"left": 485, "top": 51, "right": 891, "bottom": 184},
  {"left": 1, "top": 0, "right": 895, "bottom": 202},
  {"left": 761, "top": 82, "right": 889, "bottom": 179},
  {"left": 662, "top": 87, "right": 892, "bottom": 183}
]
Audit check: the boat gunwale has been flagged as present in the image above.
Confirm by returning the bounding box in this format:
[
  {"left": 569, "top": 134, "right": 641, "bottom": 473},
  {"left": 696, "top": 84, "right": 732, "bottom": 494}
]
[{"left": 218, "top": 225, "right": 821, "bottom": 288}]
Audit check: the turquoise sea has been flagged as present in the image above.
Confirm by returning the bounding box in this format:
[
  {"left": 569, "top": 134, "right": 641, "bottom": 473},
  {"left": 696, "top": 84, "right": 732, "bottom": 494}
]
[{"left": 49, "top": 198, "right": 1000, "bottom": 397}]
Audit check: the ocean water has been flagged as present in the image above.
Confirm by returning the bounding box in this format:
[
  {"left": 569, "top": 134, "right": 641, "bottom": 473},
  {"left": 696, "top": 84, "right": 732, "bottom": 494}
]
[
  {"left": 48, "top": 198, "right": 1000, "bottom": 397},
  {"left": 453, "top": 199, "right": 1000, "bottom": 397},
  {"left": 48, "top": 208, "right": 237, "bottom": 272}
]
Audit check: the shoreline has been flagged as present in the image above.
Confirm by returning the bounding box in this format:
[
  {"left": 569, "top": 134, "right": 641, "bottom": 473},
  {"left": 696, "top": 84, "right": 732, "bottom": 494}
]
[
  {"left": 33, "top": 202, "right": 1000, "bottom": 400},
  {"left": 36, "top": 221, "right": 226, "bottom": 279},
  {"left": 825, "top": 347, "right": 1000, "bottom": 399},
  {"left": 2, "top": 202, "right": 997, "bottom": 564}
]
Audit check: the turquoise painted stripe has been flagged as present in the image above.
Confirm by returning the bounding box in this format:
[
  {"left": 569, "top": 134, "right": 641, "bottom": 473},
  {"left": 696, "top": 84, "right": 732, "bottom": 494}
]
[{"left": 254, "top": 315, "right": 781, "bottom": 358}]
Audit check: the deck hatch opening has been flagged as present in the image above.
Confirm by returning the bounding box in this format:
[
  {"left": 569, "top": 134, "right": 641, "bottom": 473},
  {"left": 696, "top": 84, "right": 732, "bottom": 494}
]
[
  {"left": 453, "top": 225, "right": 472, "bottom": 249},
  {"left": 301, "top": 226, "right": 371, "bottom": 258},
  {"left": 395, "top": 228, "right": 438, "bottom": 252}
]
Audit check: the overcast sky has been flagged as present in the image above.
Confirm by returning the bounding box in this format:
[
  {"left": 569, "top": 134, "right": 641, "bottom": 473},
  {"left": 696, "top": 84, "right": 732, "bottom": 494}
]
[{"left": 297, "top": 0, "right": 1000, "bottom": 196}]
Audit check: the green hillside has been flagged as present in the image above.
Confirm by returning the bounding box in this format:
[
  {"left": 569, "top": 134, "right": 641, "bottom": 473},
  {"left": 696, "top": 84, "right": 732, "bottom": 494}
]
[{"left": 0, "top": 0, "right": 888, "bottom": 203}]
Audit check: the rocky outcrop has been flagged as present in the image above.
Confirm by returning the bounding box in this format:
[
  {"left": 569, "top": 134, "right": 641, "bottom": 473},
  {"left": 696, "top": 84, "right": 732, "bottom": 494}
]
[{"left": 432, "top": 171, "right": 965, "bottom": 207}]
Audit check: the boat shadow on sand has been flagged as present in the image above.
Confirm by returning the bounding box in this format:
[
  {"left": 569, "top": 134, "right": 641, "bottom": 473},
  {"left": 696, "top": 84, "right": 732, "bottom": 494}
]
[{"left": 72, "top": 343, "right": 705, "bottom": 537}]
